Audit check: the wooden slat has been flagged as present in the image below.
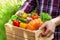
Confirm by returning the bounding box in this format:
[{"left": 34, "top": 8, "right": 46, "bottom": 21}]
[
  {"left": 25, "top": 30, "right": 35, "bottom": 37},
  {"left": 6, "top": 33, "right": 15, "bottom": 40},
  {"left": 15, "top": 36, "right": 25, "bottom": 40},
  {"left": 13, "top": 26, "right": 35, "bottom": 37},
  {"left": 35, "top": 30, "right": 54, "bottom": 40},
  {"left": 5, "top": 23, "right": 54, "bottom": 40},
  {"left": 13, "top": 26, "right": 24, "bottom": 37},
  {"left": 5, "top": 24, "right": 15, "bottom": 34}
]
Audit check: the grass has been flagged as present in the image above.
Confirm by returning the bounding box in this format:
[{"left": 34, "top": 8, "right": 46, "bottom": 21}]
[{"left": 0, "top": 0, "right": 26, "bottom": 40}]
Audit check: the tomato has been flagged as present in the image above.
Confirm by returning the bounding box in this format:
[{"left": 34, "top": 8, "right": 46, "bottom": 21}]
[
  {"left": 13, "top": 20, "right": 20, "bottom": 27},
  {"left": 31, "top": 13, "right": 39, "bottom": 19}
]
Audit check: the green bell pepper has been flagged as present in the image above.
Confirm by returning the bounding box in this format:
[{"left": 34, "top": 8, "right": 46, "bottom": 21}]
[{"left": 11, "top": 15, "right": 18, "bottom": 21}]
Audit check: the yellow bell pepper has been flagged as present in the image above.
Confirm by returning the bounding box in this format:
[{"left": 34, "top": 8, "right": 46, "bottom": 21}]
[
  {"left": 20, "top": 22, "right": 27, "bottom": 29},
  {"left": 22, "top": 12, "right": 27, "bottom": 18}
]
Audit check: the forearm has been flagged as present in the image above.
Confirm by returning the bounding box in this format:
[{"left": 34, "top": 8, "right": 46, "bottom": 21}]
[{"left": 51, "top": 16, "right": 60, "bottom": 27}]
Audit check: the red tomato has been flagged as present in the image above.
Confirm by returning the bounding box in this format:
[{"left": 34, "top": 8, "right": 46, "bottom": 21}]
[
  {"left": 31, "top": 14, "right": 39, "bottom": 19},
  {"left": 13, "top": 20, "right": 20, "bottom": 27}
]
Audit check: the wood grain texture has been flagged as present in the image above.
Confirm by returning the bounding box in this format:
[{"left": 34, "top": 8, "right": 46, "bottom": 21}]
[{"left": 5, "top": 23, "right": 54, "bottom": 40}]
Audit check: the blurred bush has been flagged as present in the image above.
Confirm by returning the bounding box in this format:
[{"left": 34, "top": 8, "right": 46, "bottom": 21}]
[{"left": 0, "top": 0, "right": 26, "bottom": 40}]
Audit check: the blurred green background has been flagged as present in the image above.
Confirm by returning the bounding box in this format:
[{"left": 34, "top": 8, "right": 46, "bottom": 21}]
[{"left": 0, "top": 0, "right": 25, "bottom": 40}]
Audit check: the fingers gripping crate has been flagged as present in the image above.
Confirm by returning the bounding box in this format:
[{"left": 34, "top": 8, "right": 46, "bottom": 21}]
[{"left": 5, "top": 23, "right": 54, "bottom": 40}]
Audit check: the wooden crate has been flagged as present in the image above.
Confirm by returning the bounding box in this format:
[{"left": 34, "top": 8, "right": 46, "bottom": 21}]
[{"left": 5, "top": 23, "right": 54, "bottom": 40}]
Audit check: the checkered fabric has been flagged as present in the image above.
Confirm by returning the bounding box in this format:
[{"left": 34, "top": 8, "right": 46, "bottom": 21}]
[
  {"left": 20, "top": 0, "right": 60, "bottom": 18},
  {"left": 20, "top": 0, "right": 60, "bottom": 40},
  {"left": 37, "top": 0, "right": 60, "bottom": 18},
  {"left": 53, "top": 26, "right": 60, "bottom": 40}
]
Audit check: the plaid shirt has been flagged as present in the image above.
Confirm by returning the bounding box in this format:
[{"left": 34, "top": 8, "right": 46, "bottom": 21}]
[
  {"left": 20, "top": 0, "right": 60, "bottom": 40},
  {"left": 20, "top": 0, "right": 60, "bottom": 18}
]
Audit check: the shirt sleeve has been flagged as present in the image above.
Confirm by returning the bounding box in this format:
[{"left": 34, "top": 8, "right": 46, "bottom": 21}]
[{"left": 19, "top": 0, "right": 37, "bottom": 13}]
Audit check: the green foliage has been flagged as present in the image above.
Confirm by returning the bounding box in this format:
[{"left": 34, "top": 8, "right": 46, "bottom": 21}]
[{"left": 0, "top": 0, "right": 26, "bottom": 40}]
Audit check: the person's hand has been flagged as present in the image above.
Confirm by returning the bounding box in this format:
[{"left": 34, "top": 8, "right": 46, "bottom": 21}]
[
  {"left": 39, "top": 20, "right": 56, "bottom": 37},
  {"left": 15, "top": 10, "right": 24, "bottom": 16}
]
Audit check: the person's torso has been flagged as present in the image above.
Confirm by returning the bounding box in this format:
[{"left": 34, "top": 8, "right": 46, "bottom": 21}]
[{"left": 36, "top": 0, "right": 60, "bottom": 18}]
